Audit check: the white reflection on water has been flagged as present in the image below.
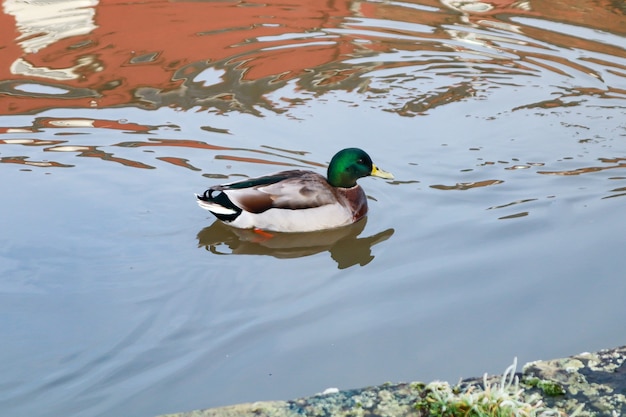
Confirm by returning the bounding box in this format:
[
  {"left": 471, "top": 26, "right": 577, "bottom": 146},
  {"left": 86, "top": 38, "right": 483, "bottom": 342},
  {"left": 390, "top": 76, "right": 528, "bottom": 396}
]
[{"left": 4, "top": 0, "right": 98, "bottom": 54}]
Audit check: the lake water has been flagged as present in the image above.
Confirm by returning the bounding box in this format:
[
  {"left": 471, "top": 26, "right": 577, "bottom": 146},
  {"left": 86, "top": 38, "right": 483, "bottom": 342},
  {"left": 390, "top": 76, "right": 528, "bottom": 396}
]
[{"left": 1, "top": 1, "right": 625, "bottom": 416}]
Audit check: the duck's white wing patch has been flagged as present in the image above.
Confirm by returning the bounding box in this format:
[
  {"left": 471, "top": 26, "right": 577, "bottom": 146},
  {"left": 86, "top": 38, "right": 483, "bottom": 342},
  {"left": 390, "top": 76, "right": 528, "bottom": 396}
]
[{"left": 195, "top": 194, "right": 237, "bottom": 214}]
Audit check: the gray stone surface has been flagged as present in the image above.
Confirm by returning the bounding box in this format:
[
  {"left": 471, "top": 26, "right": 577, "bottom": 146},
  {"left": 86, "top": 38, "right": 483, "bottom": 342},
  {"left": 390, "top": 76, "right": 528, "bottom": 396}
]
[
  {"left": 521, "top": 346, "right": 626, "bottom": 416},
  {"left": 159, "top": 345, "right": 626, "bottom": 417}
]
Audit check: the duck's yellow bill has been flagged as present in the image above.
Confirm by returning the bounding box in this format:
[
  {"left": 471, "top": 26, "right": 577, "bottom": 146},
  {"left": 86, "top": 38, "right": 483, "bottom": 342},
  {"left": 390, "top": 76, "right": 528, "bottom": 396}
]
[{"left": 371, "top": 164, "right": 394, "bottom": 180}]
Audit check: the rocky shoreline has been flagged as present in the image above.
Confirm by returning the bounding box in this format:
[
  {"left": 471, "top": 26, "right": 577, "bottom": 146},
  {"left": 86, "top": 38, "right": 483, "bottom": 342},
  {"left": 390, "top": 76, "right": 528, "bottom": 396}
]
[{"left": 160, "top": 345, "right": 626, "bottom": 417}]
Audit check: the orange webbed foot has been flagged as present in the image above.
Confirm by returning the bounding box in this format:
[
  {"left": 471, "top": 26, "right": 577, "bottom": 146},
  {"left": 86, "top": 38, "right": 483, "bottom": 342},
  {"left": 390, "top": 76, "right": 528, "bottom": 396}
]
[{"left": 251, "top": 228, "right": 274, "bottom": 242}]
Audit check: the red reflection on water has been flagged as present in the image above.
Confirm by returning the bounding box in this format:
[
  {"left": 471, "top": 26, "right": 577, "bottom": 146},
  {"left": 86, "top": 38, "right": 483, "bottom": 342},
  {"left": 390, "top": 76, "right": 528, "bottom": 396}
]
[
  {"left": 0, "top": 0, "right": 365, "bottom": 114},
  {"left": 0, "top": 0, "right": 623, "bottom": 115}
]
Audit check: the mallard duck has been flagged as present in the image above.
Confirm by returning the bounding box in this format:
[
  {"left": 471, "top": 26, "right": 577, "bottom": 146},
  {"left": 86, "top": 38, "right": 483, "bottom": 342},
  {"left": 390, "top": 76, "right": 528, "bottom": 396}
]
[{"left": 196, "top": 148, "right": 393, "bottom": 232}]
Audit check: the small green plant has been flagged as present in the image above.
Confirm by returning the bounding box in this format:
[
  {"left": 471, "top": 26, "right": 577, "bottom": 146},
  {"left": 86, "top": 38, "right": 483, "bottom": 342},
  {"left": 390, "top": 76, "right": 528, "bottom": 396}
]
[
  {"left": 415, "top": 358, "right": 581, "bottom": 417},
  {"left": 523, "top": 377, "right": 566, "bottom": 397}
]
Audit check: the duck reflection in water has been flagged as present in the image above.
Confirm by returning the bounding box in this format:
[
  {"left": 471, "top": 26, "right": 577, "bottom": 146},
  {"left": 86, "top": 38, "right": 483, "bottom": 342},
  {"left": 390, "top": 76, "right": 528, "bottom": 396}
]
[{"left": 196, "top": 218, "right": 394, "bottom": 269}]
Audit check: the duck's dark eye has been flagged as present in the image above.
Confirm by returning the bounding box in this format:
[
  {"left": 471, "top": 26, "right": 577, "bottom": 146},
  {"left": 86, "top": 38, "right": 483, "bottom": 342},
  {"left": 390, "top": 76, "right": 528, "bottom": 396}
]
[{"left": 357, "top": 158, "right": 364, "bottom": 164}]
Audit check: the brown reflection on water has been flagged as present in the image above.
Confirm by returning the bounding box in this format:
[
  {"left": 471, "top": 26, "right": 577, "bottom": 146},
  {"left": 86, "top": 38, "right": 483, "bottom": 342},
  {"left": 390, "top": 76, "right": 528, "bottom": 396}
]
[
  {"left": 487, "top": 198, "right": 536, "bottom": 220},
  {"left": 0, "top": 116, "right": 161, "bottom": 168},
  {"left": 213, "top": 155, "right": 302, "bottom": 168},
  {"left": 116, "top": 138, "right": 325, "bottom": 169},
  {"left": 604, "top": 186, "right": 626, "bottom": 199},
  {"left": 37, "top": 117, "right": 156, "bottom": 132},
  {"left": 0, "top": 116, "right": 160, "bottom": 134},
  {"left": 116, "top": 138, "right": 231, "bottom": 151},
  {"left": 394, "top": 81, "right": 479, "bottom": 117},
  {"left": 0, "top": 0, "right": 623, "bottom": 115},
  {"left": 0, "top": 115, "right": 331, "bottom": 170},
  {"left": 0, "top": 155, "right": 73, "bottom": 169},
  {"left": 430, "top": 179, "right": 504, "bottom": 190},
  {"left": 197, "top": 218, "right": 395, "bottom": 269},
  {"left": 537, "top": 158, "right": 626, "bottom": 176},
  {"left": 0, "top": 138, "right": 64, "bottom": 146},
  {"left": 46, "top": 144, "right": 156, "bottom": 169},
  {"left": 156, "top": 157, "right": 201, "bottom": 172},
  {"left": 480, "top": 156, "right": 626, "bottom": 217}
]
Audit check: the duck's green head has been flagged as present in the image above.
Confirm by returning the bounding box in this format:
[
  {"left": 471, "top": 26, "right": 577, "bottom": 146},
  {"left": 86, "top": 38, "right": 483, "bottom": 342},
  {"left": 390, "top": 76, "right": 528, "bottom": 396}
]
[{"left": 327, "top": 148, "right": 394, "bottom": 188}]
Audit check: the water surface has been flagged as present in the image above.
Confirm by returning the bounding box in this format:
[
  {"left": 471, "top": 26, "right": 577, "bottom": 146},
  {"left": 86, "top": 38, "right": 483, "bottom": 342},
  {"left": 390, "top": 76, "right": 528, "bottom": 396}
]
[{"left": 0, "top": 1, "right": 625, "bottom": 416}]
